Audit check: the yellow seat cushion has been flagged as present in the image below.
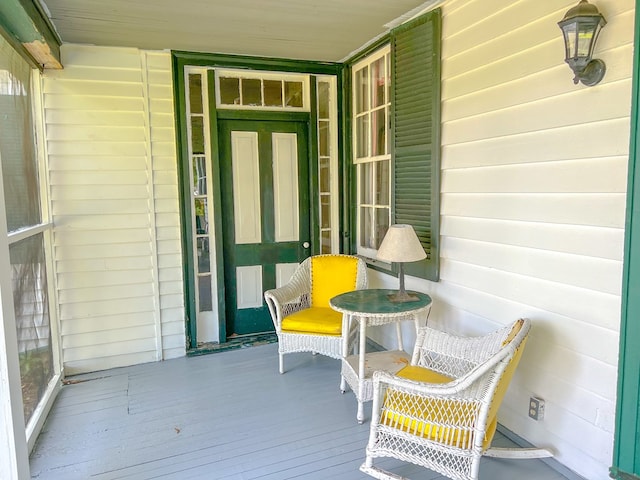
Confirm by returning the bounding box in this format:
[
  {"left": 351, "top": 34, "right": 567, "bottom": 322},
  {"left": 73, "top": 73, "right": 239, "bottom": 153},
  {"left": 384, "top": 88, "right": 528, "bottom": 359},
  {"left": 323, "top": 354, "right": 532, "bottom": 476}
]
[
  {"left": 281, "top": 307, "right": 343, "bottom": 335},
  {"left": 310, "top": 255, "right": 359, "bottom": 308},
  {"left": 382, "top": 365, "right": 497, "bottom": 450}
]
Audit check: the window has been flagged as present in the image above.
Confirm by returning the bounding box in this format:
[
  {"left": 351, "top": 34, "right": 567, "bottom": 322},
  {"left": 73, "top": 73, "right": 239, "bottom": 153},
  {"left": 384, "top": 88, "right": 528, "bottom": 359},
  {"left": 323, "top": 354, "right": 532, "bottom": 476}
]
[
  {"left": 351, "top": 10, "right": 441, "bottom": 281},
  {"left": 352, "top": 46, "right": 391, "bottom": 259}
]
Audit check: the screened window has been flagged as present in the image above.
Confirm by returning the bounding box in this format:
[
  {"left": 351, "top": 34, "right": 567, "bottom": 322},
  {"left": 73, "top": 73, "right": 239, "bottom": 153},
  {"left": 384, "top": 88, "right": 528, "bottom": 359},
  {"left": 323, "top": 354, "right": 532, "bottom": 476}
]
[{"left": 0, "top": 34, "right": 55, "bottom": 427}]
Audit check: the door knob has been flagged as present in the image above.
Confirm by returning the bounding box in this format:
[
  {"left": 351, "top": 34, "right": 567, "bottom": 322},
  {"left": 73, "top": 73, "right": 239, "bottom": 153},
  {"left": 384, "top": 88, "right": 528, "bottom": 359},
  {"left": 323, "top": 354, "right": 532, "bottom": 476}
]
[{"left": 303, "top": 242, "right": 310, "bottom": 248}]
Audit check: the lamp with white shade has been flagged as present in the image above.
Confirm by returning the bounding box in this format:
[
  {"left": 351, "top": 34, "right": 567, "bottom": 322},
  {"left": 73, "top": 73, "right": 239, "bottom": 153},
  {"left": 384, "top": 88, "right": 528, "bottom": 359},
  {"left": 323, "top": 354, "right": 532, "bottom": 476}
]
[{"left": 376, "top": 224, "right": 427, "bottom": 303}]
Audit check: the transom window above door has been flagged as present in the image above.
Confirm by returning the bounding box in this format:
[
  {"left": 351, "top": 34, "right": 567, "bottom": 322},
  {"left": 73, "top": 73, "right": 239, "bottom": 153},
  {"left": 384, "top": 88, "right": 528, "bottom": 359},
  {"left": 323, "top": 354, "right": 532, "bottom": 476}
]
[{"left": 215, "top": 69, "right": 310, "bottom": 111}]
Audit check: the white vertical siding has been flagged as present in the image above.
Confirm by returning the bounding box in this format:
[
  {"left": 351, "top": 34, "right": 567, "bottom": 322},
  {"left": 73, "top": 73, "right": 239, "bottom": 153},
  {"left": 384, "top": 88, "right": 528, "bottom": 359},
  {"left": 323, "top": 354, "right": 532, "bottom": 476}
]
[
  {"left": 371, "top": 1, "right": 633, "bottom": 479},
  {"left": 43, "top": 45, "right": 184, "bottom": 374}
]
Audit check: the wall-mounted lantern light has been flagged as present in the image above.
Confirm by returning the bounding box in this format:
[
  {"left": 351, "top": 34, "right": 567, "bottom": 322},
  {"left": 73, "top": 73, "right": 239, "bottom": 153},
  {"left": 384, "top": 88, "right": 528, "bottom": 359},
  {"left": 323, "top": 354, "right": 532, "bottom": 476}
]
[{"left": 558, "top": 0, "right": 607, "bottom": 86}]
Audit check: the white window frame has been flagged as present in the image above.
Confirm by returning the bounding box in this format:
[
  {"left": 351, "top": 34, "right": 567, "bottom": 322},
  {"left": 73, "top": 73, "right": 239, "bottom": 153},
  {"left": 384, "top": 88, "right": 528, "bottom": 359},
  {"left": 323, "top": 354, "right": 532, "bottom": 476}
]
[{"left": 352, "top": 46, "right": 392, "bottom": 259}]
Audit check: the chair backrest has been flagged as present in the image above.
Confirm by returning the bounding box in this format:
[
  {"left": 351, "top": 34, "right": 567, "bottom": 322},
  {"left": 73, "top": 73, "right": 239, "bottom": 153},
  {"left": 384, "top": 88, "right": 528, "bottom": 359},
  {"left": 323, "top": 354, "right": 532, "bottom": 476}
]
[
  {"left": 484, "top": 319, "right": 529, "bottom": 427},
  {"left": 309, "top": 254, "right": 361, "bottom": 308}
]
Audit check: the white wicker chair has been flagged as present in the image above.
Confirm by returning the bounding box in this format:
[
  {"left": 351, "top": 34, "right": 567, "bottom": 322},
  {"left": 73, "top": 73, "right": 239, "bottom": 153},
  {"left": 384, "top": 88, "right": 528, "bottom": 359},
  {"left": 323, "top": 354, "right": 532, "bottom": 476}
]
[
  {"left": 264, "top": 254, "right": 368, "bottom": 374},
  {"left": 361, "top": 318, "right": 553, "bottom": 480}
]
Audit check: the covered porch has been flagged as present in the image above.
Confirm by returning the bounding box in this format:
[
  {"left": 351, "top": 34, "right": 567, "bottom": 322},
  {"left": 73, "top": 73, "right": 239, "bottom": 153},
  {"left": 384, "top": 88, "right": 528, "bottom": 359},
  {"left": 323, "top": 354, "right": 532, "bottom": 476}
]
[{"left": 30, "top": 344, "right": 570, "bottom": 480}]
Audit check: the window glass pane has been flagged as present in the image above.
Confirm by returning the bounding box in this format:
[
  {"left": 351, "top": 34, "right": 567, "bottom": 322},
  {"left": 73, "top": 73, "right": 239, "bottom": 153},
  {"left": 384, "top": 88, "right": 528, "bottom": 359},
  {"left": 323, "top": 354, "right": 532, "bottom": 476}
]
[
  {"left": 219, "top": 77, "right": 240, "bottom": 105},
  {"left": 321, "top": 195, "right": 331, "bottom": 228},
  {"left": 263, "top": 80, "right": 282, "bottom": 107},
  {"left": 386, "top": 53, "right": 391, "bottom": 106},
  {"left": 197, "top": 237, "right": 210, "bottom": 273},
  {"left": 321, "top": 230, "right": 331, "bottom": 254},
  {"left": 355, "top": 66, "right": 369, "bottom": 114},
  {"left": 319, "top": 120, "right": 329, "bottom": 157},
  {"left": 360, "top": 207, "right": 373, "bottom": 249},
  {"left": 191, "top": 116, "right": 205, "bottom": 155},
  {"left": 0, "top": 44, "right": 41, "bottom": 232},
  {"left": 188, "top": 74, "right": 203, "bottom": 114},
  {"left": 11, "top": 234, "right": 52, "bottom": 425},
  {"left": 198, "top": 275, "right": 212, "bottom": 312},
  {"left": 284, "top": 81, "right": 303, "bottom": 107},
  {"left": 319, "top": 157, "right": 330, "bottom": 193},
  {"left": 371, "top": 57, "right": 385, "bottom": 108},
  {"left": 371, "top": 108, "right": 386, "bottom": 157},
  {"left": 195, "top": 198, "right": 208, "bottom": 234},
  {"left": 355, "top": 115, "right": 369, "bottom": 159},
  {"left": 318, "top": 81, "right": 330, "bottom": 119},
  {"left": 376, "top": 160, "right": 390, "bottom": 206},
  {"left": 193, "top": 156, "right": 207, "bottom": 196},
  {"left": 242, "top": 78, "right": 262, "bottom": 106},
  {"left": 360, "top": 163, "right": 373, "bottom": 205},
  {"left": 375, "top": 209, "right": 390, "bottom": 249}
]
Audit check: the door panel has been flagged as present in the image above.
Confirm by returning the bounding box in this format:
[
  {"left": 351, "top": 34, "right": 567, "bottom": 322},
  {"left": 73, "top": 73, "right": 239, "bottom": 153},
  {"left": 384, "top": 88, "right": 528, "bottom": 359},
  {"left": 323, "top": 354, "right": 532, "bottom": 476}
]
[{"left": 219, "top": 119, "right": 310, "bottom": 336}]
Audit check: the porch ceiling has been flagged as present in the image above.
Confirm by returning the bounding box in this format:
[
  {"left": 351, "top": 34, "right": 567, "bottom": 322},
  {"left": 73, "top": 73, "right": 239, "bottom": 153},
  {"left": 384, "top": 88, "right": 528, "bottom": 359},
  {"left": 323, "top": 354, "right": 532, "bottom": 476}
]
[{"left": 39, "top": 0, "right": 435, "bottom": 62}]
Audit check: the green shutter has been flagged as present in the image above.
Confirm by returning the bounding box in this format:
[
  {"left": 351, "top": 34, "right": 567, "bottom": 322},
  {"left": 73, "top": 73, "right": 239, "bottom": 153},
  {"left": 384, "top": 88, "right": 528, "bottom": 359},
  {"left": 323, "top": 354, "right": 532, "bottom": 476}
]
[{"left": 391, "top": 9, "right": 441, "bottom": 281}]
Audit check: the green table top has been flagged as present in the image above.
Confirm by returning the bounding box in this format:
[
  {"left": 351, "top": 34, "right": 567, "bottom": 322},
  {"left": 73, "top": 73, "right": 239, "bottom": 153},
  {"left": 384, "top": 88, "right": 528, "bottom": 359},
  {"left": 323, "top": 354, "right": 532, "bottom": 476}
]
[{"left": 330, "top": 289, "right": 432, "bottom": 315}]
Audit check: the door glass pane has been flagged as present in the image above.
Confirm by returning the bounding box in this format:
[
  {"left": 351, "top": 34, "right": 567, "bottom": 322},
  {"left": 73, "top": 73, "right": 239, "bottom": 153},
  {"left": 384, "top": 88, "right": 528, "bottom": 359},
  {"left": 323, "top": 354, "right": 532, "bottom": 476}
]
[
  {"left": 360, "top": 163, "right": 373, "bottom": 205},
  {"left": 193, "top": 156, "right": 207, "bottom": 196},
  {"left": 319, "top": 120, "right": 329, "bottom": 157},
  {"left": 355, "top": 114, "right": 369, "bottom": 159},
  {"left": 11, "top": 234, "right": 53, "bottom": 424},
  {"left": 197, "top": 237, "right": 210, "bottom": 273},
  {"left": 321, "top": 230, "right": 331, "bottom": 254},
  {"left": 318, "top": 81, "right": 330, "bottom": 119},
  {"left": 319, "top": 157, "right": 330, "bottom": 192},
  {"left": 264, "top": 80, "right": 283, "bottom": 107},
  {"left": 321, "top": 195, "right": 331, "bottom": 228},
  {"left": 195, "top": 198, "right": 208, "bottom": 234},
  {"left": 284, "top": 81, "right": 303, "bottom": 107},
  {"left": 371, "top": 56, "right": 385, "bottom": 108},
  {"left": 376, "top": 160, "right": 390, "bottom": 206},
  {"left": 371, "top": 108, "right": 386, "bottom": 157},
  {"left": 354, "top": 66, "right": 369, "bottom": 114},
  {"left": 242, "top": 78, "right": 262, "bottom": 106},
  {"left": 219, "top": 77, "right": 240, "bottom": 105},
  {"left": 191, "top": 116, "right": 205, "bottom": 155},
  {"left": 198, "top": 275, "right": 213, "bottom": 312},
  {"left": 188, "top": 74, "right": 203, "bottom": 114}
]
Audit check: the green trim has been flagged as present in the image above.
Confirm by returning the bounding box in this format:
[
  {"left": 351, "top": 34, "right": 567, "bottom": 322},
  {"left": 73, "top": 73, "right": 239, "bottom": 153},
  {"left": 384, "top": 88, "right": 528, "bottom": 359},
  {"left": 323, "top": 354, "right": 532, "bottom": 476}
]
[
  {"left": 216, "top": 110, "right": 310, "bottom": 122},
  {"left": 309, "top": 77, "right": 320, "bottom": 255},
  {"left": 611, "top": 467, "right": 640, "bottom": 480},
  {"left": 0, "top": 0, "right": 61, "bottom": 68},
  {"left": 172, "top": 56, "right": 198, "bottom": 350},
  {"left": 341, "top": 64, "right": 354, "bottom": 254},
  {"left": 172, "top": 51, "right": 341, "bottom": 75},
  {"left": 207, "top": 70, "right": 227, "bottom": 345},
  {"left": 613, "top": 0, "right": 640, "bottom": 475}
]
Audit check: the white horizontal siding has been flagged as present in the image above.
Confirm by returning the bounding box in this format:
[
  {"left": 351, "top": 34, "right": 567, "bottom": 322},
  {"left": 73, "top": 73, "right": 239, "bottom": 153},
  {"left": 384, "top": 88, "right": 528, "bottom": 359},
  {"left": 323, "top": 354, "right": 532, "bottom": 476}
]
[
  {"left": 371, "top": 1, "right": 634, "bottom": 479},
  {"left": 43, "top": 45, "right": 184, "bottom": 374}
]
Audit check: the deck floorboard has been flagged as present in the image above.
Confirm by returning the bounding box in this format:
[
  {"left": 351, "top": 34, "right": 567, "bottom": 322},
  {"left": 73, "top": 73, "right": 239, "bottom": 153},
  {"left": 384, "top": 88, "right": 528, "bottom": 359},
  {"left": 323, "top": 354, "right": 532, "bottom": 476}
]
[{"left": 30, "top": 343, "right": 572, "bottom": 480}]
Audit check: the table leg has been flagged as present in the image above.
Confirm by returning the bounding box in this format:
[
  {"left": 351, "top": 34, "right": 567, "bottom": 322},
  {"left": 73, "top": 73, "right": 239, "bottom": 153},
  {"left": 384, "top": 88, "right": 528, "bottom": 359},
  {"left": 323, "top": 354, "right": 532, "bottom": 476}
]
[
  {"left": 357, "top": 316, "right": 366, "bottom": 424},
  {"left": 340, "top": 314, "right": 351, "bottom": 394}
]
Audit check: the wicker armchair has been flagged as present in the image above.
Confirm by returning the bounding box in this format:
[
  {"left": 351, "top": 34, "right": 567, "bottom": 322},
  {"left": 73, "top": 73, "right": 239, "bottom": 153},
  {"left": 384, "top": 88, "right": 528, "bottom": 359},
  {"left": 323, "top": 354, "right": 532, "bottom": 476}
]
[
  {"left": 361, "top": 318, "right": 553, "bottom": 480},
  {"left": 264, "top": 254, "right": 368, "bottom": 374}
]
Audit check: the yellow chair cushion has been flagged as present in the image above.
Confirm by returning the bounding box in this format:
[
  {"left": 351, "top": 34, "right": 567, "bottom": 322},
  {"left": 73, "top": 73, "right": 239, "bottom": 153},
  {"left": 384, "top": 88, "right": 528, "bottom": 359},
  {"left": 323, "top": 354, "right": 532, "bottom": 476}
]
[
  {"left": 310, "top": 255, "right": 359, "bottom": 308},
  {"left": 281, "top": 307, "right": 343, "bottom": 335},
  {"left": 382, "top": 365, "right": 498, "bottom": 450}
]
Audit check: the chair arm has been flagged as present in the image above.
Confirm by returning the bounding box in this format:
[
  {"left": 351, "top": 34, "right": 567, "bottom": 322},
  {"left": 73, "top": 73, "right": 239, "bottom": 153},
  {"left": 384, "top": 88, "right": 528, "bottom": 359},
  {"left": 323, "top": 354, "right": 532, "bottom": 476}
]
[{"left": 264, "top": 282, "right": 310, "bottom": 330}]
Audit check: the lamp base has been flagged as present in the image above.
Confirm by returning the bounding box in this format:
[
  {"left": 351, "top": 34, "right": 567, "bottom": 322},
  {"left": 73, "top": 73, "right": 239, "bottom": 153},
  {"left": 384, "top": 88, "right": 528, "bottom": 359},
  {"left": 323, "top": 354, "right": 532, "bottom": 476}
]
[
  {"left": 387, "top": 290, "right": 420, "bottom": 303},
  {"left": 574, "top": 58, "right": 606, "bottom": 86}
]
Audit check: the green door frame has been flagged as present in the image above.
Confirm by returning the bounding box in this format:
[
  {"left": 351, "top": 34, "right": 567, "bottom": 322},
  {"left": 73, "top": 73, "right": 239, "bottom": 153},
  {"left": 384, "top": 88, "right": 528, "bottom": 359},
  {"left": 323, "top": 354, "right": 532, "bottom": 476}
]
[
  {"left": 611, "top": 1, "right": 640, "bottom": 478},
  {"left": 171, "top": 52, "right": 344, "bottom": 351}
]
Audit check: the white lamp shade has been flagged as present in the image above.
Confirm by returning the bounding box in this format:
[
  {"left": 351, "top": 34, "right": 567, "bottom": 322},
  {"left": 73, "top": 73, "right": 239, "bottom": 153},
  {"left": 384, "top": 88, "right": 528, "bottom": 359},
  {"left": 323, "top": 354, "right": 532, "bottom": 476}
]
[{"left": 376, "top": 224, "right": 427, "bottom": 263}]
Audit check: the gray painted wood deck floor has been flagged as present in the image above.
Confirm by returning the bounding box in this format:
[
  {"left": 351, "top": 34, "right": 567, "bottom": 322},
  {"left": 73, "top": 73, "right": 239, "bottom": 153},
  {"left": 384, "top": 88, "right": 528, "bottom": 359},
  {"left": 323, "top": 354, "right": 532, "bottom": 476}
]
[{"left": 30, "top": 343, "right": 574, "bottom": 480}]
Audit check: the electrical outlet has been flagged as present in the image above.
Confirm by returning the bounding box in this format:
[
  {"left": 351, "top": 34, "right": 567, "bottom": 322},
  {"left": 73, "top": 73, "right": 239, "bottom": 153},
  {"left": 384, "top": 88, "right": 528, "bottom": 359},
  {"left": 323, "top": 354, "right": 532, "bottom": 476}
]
[{"left": 529, "top": 396, "right": 545, "bottom": 420}]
